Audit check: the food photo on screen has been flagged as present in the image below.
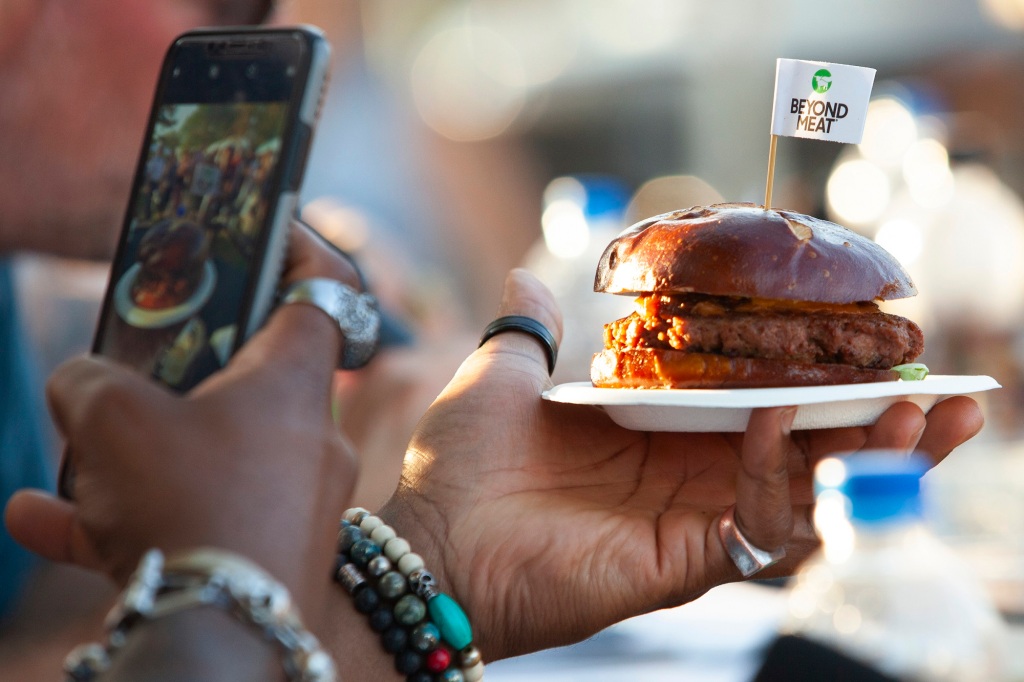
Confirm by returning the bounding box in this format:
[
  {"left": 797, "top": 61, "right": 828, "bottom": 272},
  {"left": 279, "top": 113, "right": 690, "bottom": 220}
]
[{"left": 97, "top": 101, "right": 286, "bottom": 390}]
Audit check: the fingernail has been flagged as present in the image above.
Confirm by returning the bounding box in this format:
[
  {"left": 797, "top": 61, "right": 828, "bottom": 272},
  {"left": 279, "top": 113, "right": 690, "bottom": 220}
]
[{"left": 781, "top": 407, "right": 798, "bottom": 435}]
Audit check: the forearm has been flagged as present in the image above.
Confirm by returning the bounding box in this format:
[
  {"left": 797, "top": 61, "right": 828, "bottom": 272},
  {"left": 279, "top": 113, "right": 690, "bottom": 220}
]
[
  {"left": 103, "top": 609, "right": 281, "bottom": 682},
  {"left": 0, "top": 211, "right": 119, "bottom": 260}
]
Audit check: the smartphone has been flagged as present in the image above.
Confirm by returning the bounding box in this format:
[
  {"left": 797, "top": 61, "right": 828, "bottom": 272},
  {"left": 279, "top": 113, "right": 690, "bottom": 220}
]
[
  {"left": 58, "top": 27, "right": 329, "bottom": 497},
  {"left": 92, "top": 26, "right": 329, "bottom": 391}
]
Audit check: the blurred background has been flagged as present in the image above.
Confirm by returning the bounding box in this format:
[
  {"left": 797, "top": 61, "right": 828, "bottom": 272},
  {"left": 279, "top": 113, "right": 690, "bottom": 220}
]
[{"left": 5, "top": 0, "right": 1024, "bottom": 679}]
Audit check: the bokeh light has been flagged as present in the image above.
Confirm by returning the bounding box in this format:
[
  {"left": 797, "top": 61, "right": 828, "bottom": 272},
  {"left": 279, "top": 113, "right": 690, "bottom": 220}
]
[
  {"left": 301, "top": 198, "right": 371, "bottom": 251},
  {"left": 577, "top": 0, "right": 688, "bottom": 55},
  {"left": 410, "top": 25, "right": 527, "bottom": 141},
  {"left": 541, "top": 198, "right": 590, "bottom": 259},
  {"left": 916, "top": 164, "right": 1024, "bottom": 329},
  {"left": 833, "top": 604, "right": 863, "bottom": 635},
  {"left": 903, "top": 138, "right": 954, "bottom": 209},
  {"left": 827, "top": 158, "right": 892, "bottom": 226},
  {"left": 875, "top": 218, "right": 925, "bottom": 267},
  {"left": 543, "top": 175, "right": 587, "bottom": 209},
  {"left": 625, "top": 175, "right": 724, "bottom": 226},
  {"left": 859, "top": 97, "right": 918, "bottom": 168},
  {"left": 815, "top": 491, "right": 856, "bottom": 563},
  {"left": 980, "top": 0, "right": 1024, "bottom": 30},
  {"left": 468, "top": 0, "right": 580, "bottom": 86},
  {"left": 815, "top": 457, "right": 849, "bottom": 489}
]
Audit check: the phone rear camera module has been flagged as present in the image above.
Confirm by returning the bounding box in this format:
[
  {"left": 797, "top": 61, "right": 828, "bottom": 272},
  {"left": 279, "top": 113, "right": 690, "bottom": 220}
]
[
  {"left": 246, "top": 64, "right": 259, "bottom": 79},
  {"left": 209, "top": 65, "right": 220, "bottom": 79}
]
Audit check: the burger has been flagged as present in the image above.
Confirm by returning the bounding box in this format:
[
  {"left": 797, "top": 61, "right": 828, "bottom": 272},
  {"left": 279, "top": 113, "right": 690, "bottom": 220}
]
[
  {"left": 131, "top": 219, "right": 210, "bottom": 310},
  {"left": 591, "top": 203, "right": 924, "bottom": 389}
]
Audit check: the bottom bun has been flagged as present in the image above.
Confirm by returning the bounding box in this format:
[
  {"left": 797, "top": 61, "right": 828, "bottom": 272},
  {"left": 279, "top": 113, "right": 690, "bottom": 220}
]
[{"left": 591, "top": 349, "right": 900, "bottom": 389}]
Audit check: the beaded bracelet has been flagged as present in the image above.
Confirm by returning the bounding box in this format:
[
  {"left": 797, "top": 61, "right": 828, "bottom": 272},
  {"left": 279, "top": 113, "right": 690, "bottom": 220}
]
[{"left": 333, "top": 507, "right": 484, "bottom": 682}]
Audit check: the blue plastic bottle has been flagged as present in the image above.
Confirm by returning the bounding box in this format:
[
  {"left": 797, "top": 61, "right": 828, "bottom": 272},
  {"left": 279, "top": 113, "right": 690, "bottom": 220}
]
[{"left": 774, "top": 452, "right": 1008, "bottom": 681}]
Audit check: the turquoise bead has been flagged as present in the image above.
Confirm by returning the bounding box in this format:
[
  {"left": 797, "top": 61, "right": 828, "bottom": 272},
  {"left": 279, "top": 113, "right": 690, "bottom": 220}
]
[{"left": 428, "top": 593, "right": 473, "bottom": 650}]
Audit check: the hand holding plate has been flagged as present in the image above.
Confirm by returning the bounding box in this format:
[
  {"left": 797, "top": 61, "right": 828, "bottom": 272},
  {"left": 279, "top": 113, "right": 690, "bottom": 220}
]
[{"left": 374, "top": 269, "right": 985, "bottom": 662}]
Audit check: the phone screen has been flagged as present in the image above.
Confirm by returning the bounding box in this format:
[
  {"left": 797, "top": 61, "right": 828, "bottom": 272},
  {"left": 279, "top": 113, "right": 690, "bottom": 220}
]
[{"left": 94, "top": 31, "right": 322, "bottom": 391}]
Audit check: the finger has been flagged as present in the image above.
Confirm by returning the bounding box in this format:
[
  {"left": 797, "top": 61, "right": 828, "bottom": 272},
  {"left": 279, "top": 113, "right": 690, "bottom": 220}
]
[
  {"left": 859, "top": 400, "right": 927, "bottom": 454},
  {"left": 4, "top": 490, "right": 102, "bottom": 570},
  {"left": 915, "top": 396, "right": 984, "bottom": 464},
  {"left": 47, "top": 355, "right": 169, "bottom": 462},
  {"left": 475, "top": 268, "right": 564, "bottom": 380},
  {"left": 798, "top": 402, "right": 930, "bottom": 474},
  {"left": 759, "top": 504, "right": 821, "bottom": 579},
  {"left": 733, "top": 406, "right": 797, "bottom": 551},
  {"left": 796, "top": 425, "right": 871, "bottom": 468},
  {"left": 45, "top": 356, "right": 93, "bottom": 443},
  {"left": 282, "top": 218, "right": 363, "bottom": 290},
  {"left": 215, "top": 220, "right": 357, "bottom": 396}
]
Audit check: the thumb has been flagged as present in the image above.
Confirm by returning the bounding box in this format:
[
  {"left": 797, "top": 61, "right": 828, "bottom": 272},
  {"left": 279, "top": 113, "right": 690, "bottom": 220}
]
[
  {"left": 5, "top": 490, "right": 103, "bottom": 571},
  {"left": 475, "top": 268, "right": 564, "bottom": 380}
]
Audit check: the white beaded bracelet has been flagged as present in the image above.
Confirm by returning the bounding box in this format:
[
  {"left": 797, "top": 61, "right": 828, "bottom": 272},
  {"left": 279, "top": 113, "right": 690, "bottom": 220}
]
[
  {"left": 335, "top": 507, "right": 484, "bottom": 682},
  {"left": 63, "top": 548, "right": 336, "bottom": 682}
]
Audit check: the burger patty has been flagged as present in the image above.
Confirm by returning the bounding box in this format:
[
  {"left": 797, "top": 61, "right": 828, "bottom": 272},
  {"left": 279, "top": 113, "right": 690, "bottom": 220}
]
[{"left": 604, "top": 294, "right": 924, "bottom": 370}]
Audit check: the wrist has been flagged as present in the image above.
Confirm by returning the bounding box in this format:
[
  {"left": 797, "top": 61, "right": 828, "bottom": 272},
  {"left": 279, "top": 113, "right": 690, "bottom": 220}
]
[
  {"left": 329, "top": 506, "right": 484, "bottom": 680},
  {"left": 123, "top": 535, "right": 330, "bottom": 617},
  {"left": 377, "top": 494, "right": 450, "bottom": 598},
  {"left": 105, "top": 608, "right": 281, "bottom": 682},
  {"left": 65, "top": 548, "right": 335, "bottom": 682}
]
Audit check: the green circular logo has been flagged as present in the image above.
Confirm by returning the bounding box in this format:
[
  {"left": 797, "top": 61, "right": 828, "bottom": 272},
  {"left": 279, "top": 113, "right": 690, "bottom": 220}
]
[{"left": 812, "top": 69, "right": 833, "bottom": 94}]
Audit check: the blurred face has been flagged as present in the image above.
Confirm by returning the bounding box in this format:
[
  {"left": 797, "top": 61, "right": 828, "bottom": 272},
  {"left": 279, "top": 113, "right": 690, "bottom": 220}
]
[{"left": 0, "top": 0, "right": 271, "bottom": 258}]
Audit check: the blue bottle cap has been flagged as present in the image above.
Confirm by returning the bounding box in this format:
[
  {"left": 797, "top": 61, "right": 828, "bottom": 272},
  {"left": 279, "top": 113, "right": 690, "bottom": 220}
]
[{"left": 816, "top": 451, "right": 929, "bottom": 524}]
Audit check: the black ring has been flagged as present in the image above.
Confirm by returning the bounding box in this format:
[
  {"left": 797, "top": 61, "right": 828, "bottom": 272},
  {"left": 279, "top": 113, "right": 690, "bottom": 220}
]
[{"left": 478, "top": 315, "right": 558, "bottom": 375}]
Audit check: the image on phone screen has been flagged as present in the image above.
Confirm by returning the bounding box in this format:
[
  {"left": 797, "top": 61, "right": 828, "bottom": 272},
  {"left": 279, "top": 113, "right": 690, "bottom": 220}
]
[{"left": 93, "top": 30, "right": 324, "bottom": 392}]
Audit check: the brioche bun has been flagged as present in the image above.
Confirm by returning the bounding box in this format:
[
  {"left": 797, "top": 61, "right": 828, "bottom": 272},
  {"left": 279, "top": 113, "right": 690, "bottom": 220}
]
[
  {"left": 595, "top": 203, "right": 915, "bottom": 303},
  {"left": 592, "top": 203, "right": 922, "bottom": 389}
]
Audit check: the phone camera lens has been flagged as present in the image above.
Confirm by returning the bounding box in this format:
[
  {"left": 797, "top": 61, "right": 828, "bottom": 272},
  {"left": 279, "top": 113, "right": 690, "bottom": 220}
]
[
  {"left": 246, "top": 64, "right": 259, "bottom": 79},
  {"left": 209, "top": 65, "right": 220, "bottom": 79}
]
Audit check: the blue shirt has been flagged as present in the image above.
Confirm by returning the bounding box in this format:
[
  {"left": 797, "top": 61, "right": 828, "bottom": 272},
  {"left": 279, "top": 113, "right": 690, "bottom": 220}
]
[{"left": 0, "top": 259, "right": 51, "bottom": 618}]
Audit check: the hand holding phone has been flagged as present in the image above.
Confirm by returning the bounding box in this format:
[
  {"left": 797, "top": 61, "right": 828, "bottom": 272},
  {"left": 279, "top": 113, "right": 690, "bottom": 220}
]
[
  {"left": 93, "top": 26, "right": 329, "bottom": 392},
  {"left": 58, "top": 27, "right": 329, "bottom": 499}
]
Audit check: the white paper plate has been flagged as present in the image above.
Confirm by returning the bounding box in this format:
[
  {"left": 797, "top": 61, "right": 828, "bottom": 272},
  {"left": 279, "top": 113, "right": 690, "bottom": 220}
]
[
  {"left": 114, "top": 261, "right": 217, "bottom": 329},
  {"left": 542, "top": 375, "right": 1001, "bottom": 432}
]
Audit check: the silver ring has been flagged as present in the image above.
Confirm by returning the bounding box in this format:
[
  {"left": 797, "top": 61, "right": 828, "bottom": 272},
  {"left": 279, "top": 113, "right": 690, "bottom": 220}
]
[
  {"left": 718, "top": 505, "right": 786, "bottom": 577},
  {"left": 280, "top": 278, "right": 380, "bottom": 370}
]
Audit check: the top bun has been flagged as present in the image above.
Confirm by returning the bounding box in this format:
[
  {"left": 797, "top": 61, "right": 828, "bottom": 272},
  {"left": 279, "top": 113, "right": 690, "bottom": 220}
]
[{"left": 594, "top": 202, "right": 916, "bottom": 303}]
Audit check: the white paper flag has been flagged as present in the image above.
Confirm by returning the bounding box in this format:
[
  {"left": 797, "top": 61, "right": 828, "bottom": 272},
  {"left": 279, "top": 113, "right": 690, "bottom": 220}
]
[{"left": 770, "top": 59, "right": 875, "bottom": 144}]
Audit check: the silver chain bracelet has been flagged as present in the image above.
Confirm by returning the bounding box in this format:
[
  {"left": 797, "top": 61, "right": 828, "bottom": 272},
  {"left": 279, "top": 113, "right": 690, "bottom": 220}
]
[{"left": 63, "top": 548, "right": 336, "bottom": 682}]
